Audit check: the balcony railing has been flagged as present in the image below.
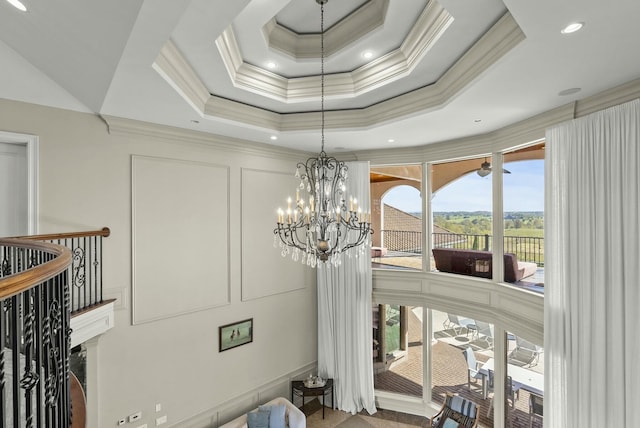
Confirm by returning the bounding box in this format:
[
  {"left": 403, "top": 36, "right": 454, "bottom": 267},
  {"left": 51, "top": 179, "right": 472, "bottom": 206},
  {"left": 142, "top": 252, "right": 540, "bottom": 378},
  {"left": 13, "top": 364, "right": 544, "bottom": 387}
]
[
  {"left": 381, "top": 230, "right": 544, "bottom": 266},
  {"left": 12, "top": 228, "right": 110, "bottom": 314},
  {"left": 381, "top": 230, "right": 422, "bottom": 253},
  {"left": 0, "top": 238, "right": 73, "bottom": 427}
]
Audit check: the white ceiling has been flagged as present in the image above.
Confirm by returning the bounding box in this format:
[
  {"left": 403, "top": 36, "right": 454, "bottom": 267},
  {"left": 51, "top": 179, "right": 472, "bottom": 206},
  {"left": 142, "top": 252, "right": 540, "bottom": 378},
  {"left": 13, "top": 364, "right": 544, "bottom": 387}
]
[{"left": 1, "top": 0, "right": 639, "bottom": 154}]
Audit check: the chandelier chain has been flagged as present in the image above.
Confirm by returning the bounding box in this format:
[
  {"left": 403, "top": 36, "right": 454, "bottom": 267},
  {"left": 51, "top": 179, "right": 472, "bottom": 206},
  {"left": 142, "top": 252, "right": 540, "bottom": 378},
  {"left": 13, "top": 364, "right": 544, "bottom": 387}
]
[
  {"left": 273, "top": 0, "right": 371, "bottom": 266},
  {"left": 320, "top": 0, "right": 325, "bottom": 155}
]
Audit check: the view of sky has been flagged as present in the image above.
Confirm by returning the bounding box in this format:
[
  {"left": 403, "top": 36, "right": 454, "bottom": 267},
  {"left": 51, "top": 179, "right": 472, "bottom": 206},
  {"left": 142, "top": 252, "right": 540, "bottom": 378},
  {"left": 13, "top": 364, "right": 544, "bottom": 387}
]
[{"left": 382, "top": 160, "right": 544, "bottom": 212}]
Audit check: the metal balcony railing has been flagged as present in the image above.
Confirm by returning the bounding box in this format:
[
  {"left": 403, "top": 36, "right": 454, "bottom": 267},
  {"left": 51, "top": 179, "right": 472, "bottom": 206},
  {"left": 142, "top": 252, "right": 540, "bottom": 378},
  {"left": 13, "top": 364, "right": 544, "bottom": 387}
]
[
  {"left": 380, "top": 230, "right": 544, "bottom": 266},
  {"left": 0, "top": 238, "right": 73, "bottom": 427},
  {"left": 12, "top": 228, "right": 110, "bottom": 314}
]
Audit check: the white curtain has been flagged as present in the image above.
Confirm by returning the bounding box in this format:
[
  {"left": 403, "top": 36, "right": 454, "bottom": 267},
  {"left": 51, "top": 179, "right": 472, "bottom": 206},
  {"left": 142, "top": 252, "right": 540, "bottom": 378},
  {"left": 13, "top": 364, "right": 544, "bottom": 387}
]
[
  {"left": 545, "top": 98, "right": 640, "bottom": 427},
  {"left": 317, "top": 161, "right": 377, "bottom": 415}
]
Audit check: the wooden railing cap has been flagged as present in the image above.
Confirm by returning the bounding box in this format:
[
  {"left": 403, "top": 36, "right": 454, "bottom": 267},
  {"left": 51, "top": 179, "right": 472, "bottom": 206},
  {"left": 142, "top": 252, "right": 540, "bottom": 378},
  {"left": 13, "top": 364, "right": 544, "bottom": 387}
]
[
  {"left": 0, "top": 239, "right": 72, "bottom": 300},
  {"left": 10, "top": 227, "right": 111, "bottom": 241}
]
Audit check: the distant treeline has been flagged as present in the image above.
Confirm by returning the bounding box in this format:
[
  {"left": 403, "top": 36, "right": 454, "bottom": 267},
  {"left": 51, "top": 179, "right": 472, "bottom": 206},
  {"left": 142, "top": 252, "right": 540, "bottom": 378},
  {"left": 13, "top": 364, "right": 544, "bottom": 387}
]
[{"left": 431, "top": 211, "right": 544, "bottom": 236}]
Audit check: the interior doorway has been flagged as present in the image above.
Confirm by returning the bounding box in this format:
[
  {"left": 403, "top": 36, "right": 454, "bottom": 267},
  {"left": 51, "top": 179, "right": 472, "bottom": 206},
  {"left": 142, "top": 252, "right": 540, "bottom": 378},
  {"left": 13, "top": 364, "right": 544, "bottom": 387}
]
[
  {"left": 0, "top": 141, "right": 28, "bottom": 236},
  {"left": 0, "top": 132, "right": 38, "bottom": 237}
]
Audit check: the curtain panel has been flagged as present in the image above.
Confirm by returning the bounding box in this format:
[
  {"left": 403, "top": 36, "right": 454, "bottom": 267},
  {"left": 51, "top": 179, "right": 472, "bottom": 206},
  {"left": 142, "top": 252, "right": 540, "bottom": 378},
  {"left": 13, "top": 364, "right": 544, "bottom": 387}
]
[
  {"left": 545, "top": 98, "right": 640, "bottom": 427},
  {"left": 317, "top": 161, "right": 377, "bottom": 415}
]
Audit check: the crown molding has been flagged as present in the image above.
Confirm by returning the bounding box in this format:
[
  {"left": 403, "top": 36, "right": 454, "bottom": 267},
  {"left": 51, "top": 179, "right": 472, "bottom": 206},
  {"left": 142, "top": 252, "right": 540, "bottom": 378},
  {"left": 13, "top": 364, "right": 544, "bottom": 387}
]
[
  {"left": 204, "top": 97, "right": 283, "bottom": 131},
  {"left": 214, "top": 26, "right": 243, "bottom": 84},
  {"left": 154, "top": 11, "right": 523, "bottom": 134},
  {"left": 211, "top": 0, "right": 452, "bottom": 103},
  {"left": 101, "top": 115, "right": 311, "bottom": 161},
  {"left": 351, "top": 2, "right": 454, "bottom": 95},
  {"left": 263, "top": 0, "right": 390, "bottom": 60},
  {"left": 432, "top": 12, "right": 525, "bottom": 105},
  {"left": 354, "top": 79, "right": 640, "bottom": 166},
  {"left": 275, "top": 11, "right": 523, "bottom": 132},
  {"left": 152, "top": 39, "right": 209, "bottom": 114},
  {"left": 575, "top": 77, "right": 640, "bottom": 118},
  {"left": 354, "top": 103, "right": 576, "bottom": 165},
  {"left": 488, "top": 103, "right": 574, "bottom": 149}
]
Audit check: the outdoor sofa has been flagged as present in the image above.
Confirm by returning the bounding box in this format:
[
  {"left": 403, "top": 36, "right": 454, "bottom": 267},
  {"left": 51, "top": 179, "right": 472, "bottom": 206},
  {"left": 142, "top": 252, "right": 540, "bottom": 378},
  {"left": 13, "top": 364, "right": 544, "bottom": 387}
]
[{"left": 432, "top": 248, "right": 537, "bottom": 283}]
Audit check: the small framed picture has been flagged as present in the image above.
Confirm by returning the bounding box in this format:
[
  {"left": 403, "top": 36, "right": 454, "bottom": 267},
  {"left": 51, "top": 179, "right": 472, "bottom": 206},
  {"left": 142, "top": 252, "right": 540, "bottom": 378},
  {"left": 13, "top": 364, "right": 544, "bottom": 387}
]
[{"left": 219, "top": 318, "right": 253, "bottom": 352}]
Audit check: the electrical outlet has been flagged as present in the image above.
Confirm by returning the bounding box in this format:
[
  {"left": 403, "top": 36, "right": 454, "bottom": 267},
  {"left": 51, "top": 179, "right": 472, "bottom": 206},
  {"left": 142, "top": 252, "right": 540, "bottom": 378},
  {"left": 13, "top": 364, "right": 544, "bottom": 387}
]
[
  {"left": 117, "top": 419, "right": 126, "bottom": 426},
  {"left": 129, "top": 411, "right": 142, "bottom": 422},
  {"left": 155, "top": 403, "right": 162, "bottom": 412},
  {"left": 156, "top": 415, "right": 167, "bottom": 426}
]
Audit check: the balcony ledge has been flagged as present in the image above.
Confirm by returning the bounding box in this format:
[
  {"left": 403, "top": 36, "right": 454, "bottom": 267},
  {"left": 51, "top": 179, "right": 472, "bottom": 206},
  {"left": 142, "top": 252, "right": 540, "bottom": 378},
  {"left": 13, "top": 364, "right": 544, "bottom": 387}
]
[{"left": 70, "top": 300, "right": 115, "bottom": 348}]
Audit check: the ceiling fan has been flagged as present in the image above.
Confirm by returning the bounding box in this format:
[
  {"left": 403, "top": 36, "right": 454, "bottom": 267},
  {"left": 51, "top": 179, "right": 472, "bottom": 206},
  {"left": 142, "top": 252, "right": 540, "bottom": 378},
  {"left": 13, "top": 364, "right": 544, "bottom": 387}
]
[{"left": 476, "top": 158, "right": 511, "bottom": 177}]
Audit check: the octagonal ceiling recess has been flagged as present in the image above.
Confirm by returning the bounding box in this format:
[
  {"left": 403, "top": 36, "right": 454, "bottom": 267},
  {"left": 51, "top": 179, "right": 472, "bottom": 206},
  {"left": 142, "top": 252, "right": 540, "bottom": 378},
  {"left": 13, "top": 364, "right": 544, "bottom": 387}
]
[
  {"left": 215, "top": 0, "right": 452, "bottom": 104},
  {"left": 265, "top": 0, "right": 389, "bottom": 60},
  {"left": 153, "top": 0, "right": 519, "bottom": 134}
]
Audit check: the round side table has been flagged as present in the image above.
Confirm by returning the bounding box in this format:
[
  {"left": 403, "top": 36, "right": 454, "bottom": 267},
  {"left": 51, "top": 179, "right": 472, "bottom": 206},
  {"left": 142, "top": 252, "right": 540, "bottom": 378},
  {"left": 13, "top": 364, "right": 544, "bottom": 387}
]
[{"left": 291, "top": 378, "right": 334, "bottom": 419}]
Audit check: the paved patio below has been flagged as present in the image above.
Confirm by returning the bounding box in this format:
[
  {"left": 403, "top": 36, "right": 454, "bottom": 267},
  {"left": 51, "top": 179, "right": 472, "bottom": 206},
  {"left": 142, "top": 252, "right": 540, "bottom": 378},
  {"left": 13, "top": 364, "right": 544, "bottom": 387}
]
[{"left": 374, "top": 308, "right": 543, "bottom": 427}]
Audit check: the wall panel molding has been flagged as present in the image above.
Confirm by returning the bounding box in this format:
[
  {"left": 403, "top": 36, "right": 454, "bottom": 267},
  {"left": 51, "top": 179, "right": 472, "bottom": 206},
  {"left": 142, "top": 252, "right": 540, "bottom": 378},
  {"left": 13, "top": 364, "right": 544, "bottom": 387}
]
[
  {"left": 240, "top": 168, "right": 312, "bottom": 301},
  {"left": 131, "top": 155, "right": 230, "bottom": 324},
  {"left": 176, "top": 362, "right": 316, "bottom": 428}
]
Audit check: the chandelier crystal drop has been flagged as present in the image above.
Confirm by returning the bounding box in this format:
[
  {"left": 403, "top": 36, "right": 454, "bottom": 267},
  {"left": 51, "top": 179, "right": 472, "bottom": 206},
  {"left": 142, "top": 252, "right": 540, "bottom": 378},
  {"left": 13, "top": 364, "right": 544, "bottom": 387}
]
[{"left": 273, "top": 0, "right": 371, "bottom": 267}]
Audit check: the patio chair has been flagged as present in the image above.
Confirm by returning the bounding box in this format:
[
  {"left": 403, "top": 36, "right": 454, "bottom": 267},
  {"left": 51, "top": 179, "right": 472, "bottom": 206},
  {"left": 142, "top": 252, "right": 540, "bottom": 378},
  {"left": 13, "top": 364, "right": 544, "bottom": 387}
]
[
  {"left": 486, "top": 370, "right": 520, "bottom": 419},
  {"left": 473, "top": 320, "right": 494, "bottom": 349},
  {"left": 430, "top": 392, "right": 478, "bottom": 428},
  {"left": 462, "top": 347, "right": 486, "bottom": 395},
  {"left": 443, "top": 313, "right": 475, "bottom": 336},
  {"left": 508, "top": 336, "right": 543, "bottom": 367},
  {"left": 528, "top": 393, "right": 543, "bottom": 427}
]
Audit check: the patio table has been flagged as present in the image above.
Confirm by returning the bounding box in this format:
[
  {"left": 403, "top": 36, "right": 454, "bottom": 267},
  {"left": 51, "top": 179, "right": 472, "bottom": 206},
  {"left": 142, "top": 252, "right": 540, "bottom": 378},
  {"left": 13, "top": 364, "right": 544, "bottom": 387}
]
[{"left": 478, "top": 358, "right": 544, "bottom": 398}]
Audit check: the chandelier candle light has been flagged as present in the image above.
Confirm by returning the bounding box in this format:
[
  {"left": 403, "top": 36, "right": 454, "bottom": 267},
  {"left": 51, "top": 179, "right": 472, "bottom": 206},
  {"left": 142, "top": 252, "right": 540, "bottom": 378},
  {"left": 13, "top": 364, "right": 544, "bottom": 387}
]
[{"left": 274, "top": 0, "right": 371, "bottom": 267}]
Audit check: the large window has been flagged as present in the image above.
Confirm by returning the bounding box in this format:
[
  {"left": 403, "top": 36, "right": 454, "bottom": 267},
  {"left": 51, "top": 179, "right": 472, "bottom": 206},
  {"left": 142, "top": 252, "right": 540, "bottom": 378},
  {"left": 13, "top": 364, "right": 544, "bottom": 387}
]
[
  {"left": 373, "top": 304, "right": 423, "bottom": 398},
  {"left": 502, "top": 145, "right": 545, "bottom": 291},
  {"left": 431, "top": 157, "right": 493, "bottom": 278},
  {"left": 506, "top": 332, "right": 545, "bottom": 427},
  {"left": 370, "top": 142, "right": 545, "bottom": 426},
  {"left": 427, "top": 145, "right": 545, "bottom": 293},
  {"left": 432, "top": 310, "right": 495, "bottom": 425},
  {"left": 370, "top": 165, "right": 422, "bottom": 270}
]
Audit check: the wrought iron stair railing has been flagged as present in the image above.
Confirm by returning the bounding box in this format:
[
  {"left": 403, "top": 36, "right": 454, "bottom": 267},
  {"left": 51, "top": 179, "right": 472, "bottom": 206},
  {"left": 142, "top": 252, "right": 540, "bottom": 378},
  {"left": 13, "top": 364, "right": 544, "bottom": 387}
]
[
  {"left": 0, "top": 238, "right": 72, "bottom": 427},
  {"left": 13, "top": 228, "right": 111, "bottom": 314}
]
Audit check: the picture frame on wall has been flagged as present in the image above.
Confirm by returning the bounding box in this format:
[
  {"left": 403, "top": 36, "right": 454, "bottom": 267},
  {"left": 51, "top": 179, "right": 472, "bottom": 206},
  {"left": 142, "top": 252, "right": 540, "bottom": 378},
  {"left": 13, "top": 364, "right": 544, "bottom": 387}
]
[{"left": 219, "top": 318, "right": 253, "bottom": 352}]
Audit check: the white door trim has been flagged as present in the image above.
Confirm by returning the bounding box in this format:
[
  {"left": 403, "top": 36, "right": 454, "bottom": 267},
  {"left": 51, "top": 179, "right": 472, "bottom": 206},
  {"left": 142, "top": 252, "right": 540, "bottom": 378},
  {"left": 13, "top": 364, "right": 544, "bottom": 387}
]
[{"left": 0, "top": 131, "right": 38, "bottom": 234}]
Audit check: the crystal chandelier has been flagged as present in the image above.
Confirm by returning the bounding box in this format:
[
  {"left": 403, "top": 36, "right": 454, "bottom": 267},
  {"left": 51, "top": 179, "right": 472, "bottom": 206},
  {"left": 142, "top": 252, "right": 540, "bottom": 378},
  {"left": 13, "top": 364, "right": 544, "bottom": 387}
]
[{"left": 274, "top": 0, "right": 371, "bottom": 267}]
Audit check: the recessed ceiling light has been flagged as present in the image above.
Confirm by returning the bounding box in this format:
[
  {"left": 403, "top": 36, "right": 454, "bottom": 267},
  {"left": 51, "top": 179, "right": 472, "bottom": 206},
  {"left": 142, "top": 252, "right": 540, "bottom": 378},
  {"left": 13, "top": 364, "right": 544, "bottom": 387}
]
[
  {"left": 362, "top": 51, "right": 374, "bottom": 60},
  {"left": 558, "top": 87, "right": 581, "bottom": 96},
  {"left": 6, "top": 0, "right": 27, "bottom": 11},
  {"left": 270, "top": 135, "right": 278, "bottom": 140},
  {"left": 561, "top": 22, "right": 584, "bottom": 34},
  {"left": 387, "top": 139, "right": 395, "bottom": 143},
  {"left": 267, "top": 62, "right": 276, "bottom": 69}
]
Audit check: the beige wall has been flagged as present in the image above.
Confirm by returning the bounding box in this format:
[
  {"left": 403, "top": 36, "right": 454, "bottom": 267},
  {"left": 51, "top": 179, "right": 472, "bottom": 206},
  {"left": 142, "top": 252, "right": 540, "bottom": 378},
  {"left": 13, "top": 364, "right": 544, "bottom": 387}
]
[{"left": 0, "top": 99, "right": 317, "bottom": 427}]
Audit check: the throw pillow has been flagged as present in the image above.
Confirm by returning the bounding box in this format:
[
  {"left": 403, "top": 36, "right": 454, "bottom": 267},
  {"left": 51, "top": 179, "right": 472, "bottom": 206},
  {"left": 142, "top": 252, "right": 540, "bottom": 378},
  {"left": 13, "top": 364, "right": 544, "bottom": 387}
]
[
  {"left": 258, "top": 404, "right": 287, "bottom": 428},
  {"left": 258, "top": 404, "right": 286, "bottom": 428},
  {"left": 442, "top": 418, "right": 459, "bottom": 428},
  {"left": 247, "top": 410, "right": 270, "bottom": 428}
]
